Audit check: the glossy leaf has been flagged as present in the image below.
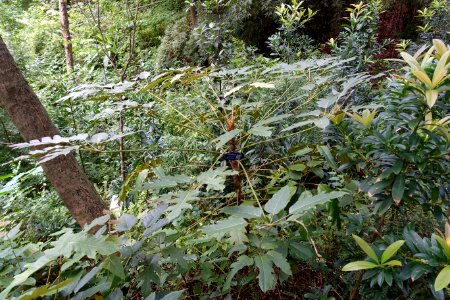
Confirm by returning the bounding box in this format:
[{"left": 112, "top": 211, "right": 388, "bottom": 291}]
[
  {"left": 342, "top": 261, "right": 378, "bottom": 271},
  {"left": 434, "top": 265, "right": 450, "bottom": 291},
  {"left": 381, "top": 240, "right": 405, "bottom": 263},
  {"left": 392, "top": 175, "right": 405, "bottom": 203},
  {"left": 352, "top": 234, "right": 379, "bottom": 264}
]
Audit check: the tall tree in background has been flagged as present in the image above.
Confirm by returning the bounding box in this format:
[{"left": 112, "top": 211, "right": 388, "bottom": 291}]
[
  {"left": 0, "top": 36, "right": 106, "bottom": 227},
  {"left": 59, "top": 0, "right": 74, "bottom": 70}
]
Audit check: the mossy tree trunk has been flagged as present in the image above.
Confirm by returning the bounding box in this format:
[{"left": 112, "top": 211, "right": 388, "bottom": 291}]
[
  {"left": 59, "top": 0, "right": 74, "bottom": 70},
  {"left": 0, "top": 36, "right": 106, "bottom": 227}
]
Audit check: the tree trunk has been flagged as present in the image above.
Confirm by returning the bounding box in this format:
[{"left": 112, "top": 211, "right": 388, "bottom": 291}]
[
  {"left": 189, "top": 1, "right": 198, "bottom": 29},
  {"left": 0, "top": 36, "right": 106, "bottom": 227},
  {"left": 59, "top": 0, "right": 74, "bottom": 70}
]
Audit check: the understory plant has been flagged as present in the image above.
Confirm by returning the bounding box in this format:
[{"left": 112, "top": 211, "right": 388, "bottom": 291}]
[{"left": 330, "top": 39, "right": 450, "bottom": 298}]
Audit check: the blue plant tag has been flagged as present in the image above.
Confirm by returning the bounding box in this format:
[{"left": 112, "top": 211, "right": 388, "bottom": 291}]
[{"left": 223, "top": 152, "right": 244, "bottom": 161}]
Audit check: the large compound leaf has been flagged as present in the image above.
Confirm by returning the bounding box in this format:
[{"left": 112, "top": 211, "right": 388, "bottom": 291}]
[
  {"left": 164, "top": 191, "right": 199, "bottom": 221},
  {"left": 197, "top": 167, "right": 237, "bottom": 192},
  {"left": 212, "top": 129, "right": 242, "bottom": 149}
]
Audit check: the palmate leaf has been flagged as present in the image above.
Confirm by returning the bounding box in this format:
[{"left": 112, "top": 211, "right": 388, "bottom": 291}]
[
  {"left": 197, "top": 167, "right": 237, "bottom": 192},
  {"left": 116, "top": 214, "right": 138, "bottom": 232},
  {"left": 223, "top": 255, "right": 253, "bottom": 292},
  {"left": 254, "top": 255, "right": 275, "bottom": 292},
  {"left": 103, "top": 256, "right": 125, "bottom": 280},
  {"left": 164, "top": 190, "right": 199, "bottom": 221},
  {"left": 266, "top": 250, "right": 292, "bottom": 276}
]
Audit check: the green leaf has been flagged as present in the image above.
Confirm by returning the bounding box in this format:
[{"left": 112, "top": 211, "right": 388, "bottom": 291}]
[
  {"left": 267, "top": 250, "right": 292, "bottom": 275},
  {"left": 368, "top": 180, "right": 391, "bottom": 197},
  {"left": 160, "top": 290, "right": 186, "bottom": 300},
  {"left": 71, "top": 281, "right": 110, "bottom": 300},
  {"left": 165, "top": 190, "right": 199, "bottom": 221},
  {"left": 19, "top": 280, "right": 73, "bottom": 300},
  {"left": 141, "top": 203, "right": 168, "bottom": 228},
  {"left": 6, "top": 222, "right": 21, "bottom": 240},
  {"left": 83, "top": 215, "right": 110, "bottom": 232},
  {"left": 197, "top": 167, "right": 237, "bottom": 192},
  {"left": 254, "top": 114, "right": 291, "bottom": 126},
  {"left": 213, "top": 129, "right": 242, "bottom": 149},
  {"left": 103, "top": 256, "right": 125, "bottom": 280},
  {"left": 254, "top": 255, "right": 275, "bottom": 292},
  {"left": 313, "top": 117, "right": 330, "bottom": 129},
  {"left": 116, "top": 214, "right": 138, "bottom": 232},
  {"left": 143, "top": 174, "right": 191, "bottom": 190},
  {"left": 249, "top": 126, "right": 272, "bottom": 137},
  {"left": 434, "top": 235, "right": 450, "bottom": 258},
  {"left": 289, "top": 163, "right": 306, "bottom": 172},
  {"left": 381, "top": 240, "right": 405, "bottom": 263},
  {"left": 382, "top": 260, "right": 402, "bottom": 267},
  {"left": 264, "top": 185, "right": 296, "bottom": 215},
  {"left": 289, "top": 191, "right": 347, "bottom": 214},
  {"left": 74, "top": 264, "right": 102, "bottom": 293},
  {"left": 135, "top": 169, "right": 149, "bottom": 197},
  {"left": 352, "top": 235, "right": 379, "bottom": 264},
  {"left": 434, "top": 265, "right": 450, "bottom": 291},
  {"left": 317, "top": 145, "right": 337, "bottom": 170},
  {"left": 200, "top": 218, "right": 247, "bottom": 235},
  {"left": 221, "top": 205, "right": 263, "bottom": 219},
  {"left": 223, "top": 255, "right": 253, "bottom": 292},
  {"left": 18, "top": 285, "right": 50, "bottom": 300},
  {"left": 392, "top": 175, "right": 405, "bottom": 203},
  {"left": 342, "top": 261, "right": 378, "bottom": 271},
  {"left": 282, "top": 120, "right": 315, "bottom": 132}
]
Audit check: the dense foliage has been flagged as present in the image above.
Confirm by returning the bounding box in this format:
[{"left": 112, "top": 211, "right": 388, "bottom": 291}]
[{"left": 0, "top": 0, "right": 449, "bottom": 299}]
